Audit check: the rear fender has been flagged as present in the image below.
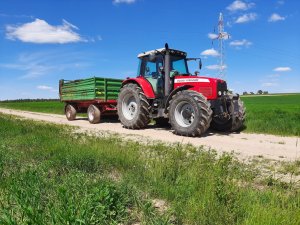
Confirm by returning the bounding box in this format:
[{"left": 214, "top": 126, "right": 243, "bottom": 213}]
[
  {"left": 164, "top": 85, "right": 192, "bottom": 113},
  {"left": 122, "top": 78, "right": 155, "bottom": 99}
]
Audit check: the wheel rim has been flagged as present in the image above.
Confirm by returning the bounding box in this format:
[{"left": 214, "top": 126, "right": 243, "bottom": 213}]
[
  {"left": 66, "top": 106, "right": 71, "bottom": 118},
  {"left": 88, "top": 107, "right": 95, "bottom": 121},
  {"left": 122, "top": 94, "right": 138, "bottom": 120},
  {"left": 174, "top": 101, "right": 195, "bottom": 127}
]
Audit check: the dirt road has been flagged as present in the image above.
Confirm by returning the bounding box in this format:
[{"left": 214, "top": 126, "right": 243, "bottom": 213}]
[{"left": 0, "top": 108, "right": 299, "bottom": 161}]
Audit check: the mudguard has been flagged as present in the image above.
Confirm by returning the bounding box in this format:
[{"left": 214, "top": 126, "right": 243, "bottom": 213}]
[
  {"left": 122, "top": 77, "right": 156, "bottom": 99},
  {"left": 164, "top": 85, "right": 192, "bottom": 113}
]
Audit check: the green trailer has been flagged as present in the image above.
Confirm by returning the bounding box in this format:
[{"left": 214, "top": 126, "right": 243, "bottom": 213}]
[{"left": 59, "top": 77, "right": 123, "bottom": 124}]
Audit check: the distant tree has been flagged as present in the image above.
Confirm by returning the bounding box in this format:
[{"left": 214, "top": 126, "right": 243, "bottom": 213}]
[
  {"left": 257, "top": 90, "right": 263, "bottom": 95},
  {"left": 243, "top": 91, "right": 248, "bottom": 95},
  {"left": 250, "top": 92, "right": 255, "bottom": 95},
  {"left": 263, "top": 91, "right": 269, "bottom": 95}
]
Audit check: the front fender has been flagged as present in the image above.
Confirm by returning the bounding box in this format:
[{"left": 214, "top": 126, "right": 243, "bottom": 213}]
[
  {"left": 164, "top": 85, "right": 193, "bottom": 113},
  {"left": 122, "top": 78, "right": 156, "bottom": 99}
]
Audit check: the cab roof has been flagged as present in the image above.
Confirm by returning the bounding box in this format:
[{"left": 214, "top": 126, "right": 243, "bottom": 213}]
[{"left": 137, "top": 48, "right": 187, "bottom": 58}]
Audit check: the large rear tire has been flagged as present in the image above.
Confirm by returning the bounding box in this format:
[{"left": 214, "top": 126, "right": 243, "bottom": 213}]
[
  {"left": 211, "top": 98, "right": 246, "bottom": 132},
  {"left": 87, "top": 104, "right": 101, "bottom": 124},
  {"left": 117, "top": 83, "right": 150, "bottom": 129},
  {"left": 168, "top": 90, "right": 212, "bottom": 137},
  {"left": 65, "top": 104, "right": 76, "bottom": 121}
]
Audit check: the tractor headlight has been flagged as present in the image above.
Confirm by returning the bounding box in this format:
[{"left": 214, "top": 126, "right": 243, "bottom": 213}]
[
  {"left": 218, "top": 91, "right": 222, "bottom": 96},
  {"left": 223, "top": 91, "right": 227, "bottom": 95}
]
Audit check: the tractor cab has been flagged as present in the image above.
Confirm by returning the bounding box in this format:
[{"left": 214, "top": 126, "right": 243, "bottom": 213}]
[{"left": 137, "top": 46, "right": 199, "bottom": 98}]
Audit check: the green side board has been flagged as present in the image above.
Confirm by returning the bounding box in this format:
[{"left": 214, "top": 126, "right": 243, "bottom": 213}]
[{"left": 60, "top": 77, "right": 123, "bottom": 101}]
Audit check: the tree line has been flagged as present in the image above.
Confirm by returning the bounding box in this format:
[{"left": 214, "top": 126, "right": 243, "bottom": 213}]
[
  {"left": 242, "top": 90, "right": 269, "bottom": 95},
  {"left": 0, "top": 99, "right": 60, "bottom": 103}
]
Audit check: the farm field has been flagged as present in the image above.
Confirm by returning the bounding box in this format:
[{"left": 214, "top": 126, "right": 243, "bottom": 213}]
[
  {"left": 1, "top": 93, "right": 299, "bottom": 136},
  {"left": 0, "top": 113, "right": 299, "bottom": 224},
  {"left": 241, "top": 94, "right": 300, "bottom": 136}
]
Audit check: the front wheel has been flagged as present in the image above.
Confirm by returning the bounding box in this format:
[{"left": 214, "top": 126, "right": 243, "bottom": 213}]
[
  {"left": 168, "top": 90, "right": 212, "bottom": 137},
  {"left": 211, "top": 98, "right": 246, "bottom": 132}
]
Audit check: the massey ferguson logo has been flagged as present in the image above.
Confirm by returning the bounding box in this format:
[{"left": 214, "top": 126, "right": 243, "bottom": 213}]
[{"left": 174, "top": 78, "right": 210, "bottom": 83}]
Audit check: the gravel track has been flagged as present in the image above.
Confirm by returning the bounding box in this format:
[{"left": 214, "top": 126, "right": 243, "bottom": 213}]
[{"left": 1, "top": 108, "right": 299, "bottom": 161}]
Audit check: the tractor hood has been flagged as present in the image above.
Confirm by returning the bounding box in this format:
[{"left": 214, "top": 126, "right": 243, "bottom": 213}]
[{"left": 173, "top": 76, "right": 228, "bottom": 100}]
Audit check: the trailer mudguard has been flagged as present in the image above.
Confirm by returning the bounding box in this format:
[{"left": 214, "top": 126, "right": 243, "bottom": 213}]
[{"left": 122, "top": 77, "right": 156, "bottom": 99}]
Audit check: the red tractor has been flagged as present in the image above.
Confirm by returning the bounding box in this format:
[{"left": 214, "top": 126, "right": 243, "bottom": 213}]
[{"left": 117, "top": 44, "right": 245, "bottom": 136}]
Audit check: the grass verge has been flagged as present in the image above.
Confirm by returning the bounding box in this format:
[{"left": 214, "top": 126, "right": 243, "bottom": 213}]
[{"left": 0, "top": 113, "right": 299, "bottom": 224}]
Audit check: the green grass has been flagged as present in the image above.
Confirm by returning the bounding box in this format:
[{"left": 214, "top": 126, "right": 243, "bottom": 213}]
[
  {"left": 0, "top": 101, "right": 64, "bottom": 114},
  {"left": 0, "top": 93, "right": 300, "bottom": 136},
  {"left": 241, "top": 94, "right": 300, "bottom": 136},
  {"left": 0, "top": 113, "right": 299, "bottom": 224}
]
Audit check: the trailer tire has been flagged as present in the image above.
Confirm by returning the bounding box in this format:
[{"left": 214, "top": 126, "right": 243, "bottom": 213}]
[
  {"left": 88, "top": 104, "right": 101, "bottom": 124},
  {"left": 117, "top": 83, "right": 150, "bottom": 129},
  {"left": 211, "top": 98, "right": 246, "bottom": 132},
  {"left": 65, "top": 104, "right": 76, "bottom": 121},
  {"left": 168, "top": 90, "right": 212, "bottom": 137}
]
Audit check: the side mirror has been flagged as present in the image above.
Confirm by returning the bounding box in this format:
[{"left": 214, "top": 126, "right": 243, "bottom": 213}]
[{"left": 199, "top": 59, "right": 202, "bottom": 70}]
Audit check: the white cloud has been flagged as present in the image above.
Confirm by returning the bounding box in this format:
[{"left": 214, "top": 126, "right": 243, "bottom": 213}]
[
  {"left": 201, "top": 48, "right": 220, "bottom": 57},
  {"left": 208, "top": 33, "right": 219, "bottom": 39},
  {"left": 227, "top": 0, "right": 255, "bottom": 12},
  {"left": 262, "top": 82, "right": 278, "bottom": 87},
  {"left": 6, "top": 19, "right": 85, "bottom": 44},
  {"left": 235, "top": 13, "right": 257, "bottom": 23},
  {"left": 37, "top": 85, "right": 58, "bottom": 93},
  {"left": 206, "top": 64, "right": 227, "bottom": 70},
  {"left": 113, "top": 0, "right": 136, "bottom": 4},
  {"left": 268, "top": 13, "right": 285, "bottom": 22},
  {"left": 273, "top": 67, "right": 291, "bottom": 72},
  {"left": 277, "top": 0, "right": 285, "bottom": 5},
  {"left": 229, "top": 39, "right": 252, "bottom": 47},
  {"left": 37, "top": 85, "right": 52, "bottom": 90}
]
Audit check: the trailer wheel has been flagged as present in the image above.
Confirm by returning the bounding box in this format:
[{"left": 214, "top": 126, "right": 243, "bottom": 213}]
[
  {"left": 88, "top": 105, "right": 101, "bottom": 124},
  {"left": 117, "top": 83, "right": 150, "bottom": 129},
  {"left": 211, "top": 98, "right": 246, "bottom": 132},
  {"left": 168, "top": 90, "right": 212, "bottom": 137},
  {"left": 65, "top": 104, "right": 76, "bottom": 121}
]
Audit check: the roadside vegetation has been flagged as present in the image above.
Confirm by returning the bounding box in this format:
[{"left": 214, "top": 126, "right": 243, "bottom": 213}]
[
  {"left": 0, "top": 113, "right": 299, "bottom": 224},
  {"left": 0, "top": 93, "right": 300, "bottom": 136}
]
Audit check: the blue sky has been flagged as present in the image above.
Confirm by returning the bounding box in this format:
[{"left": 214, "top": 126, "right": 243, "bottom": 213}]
[{"left": 0, "top": 0, "right": 299, "bottom": 100}]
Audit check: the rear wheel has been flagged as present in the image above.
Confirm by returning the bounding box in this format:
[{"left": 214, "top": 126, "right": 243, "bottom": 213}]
[
  {"left": 169, "top": 90, "right": 212, "bottom": 137},
  {"left": 211, "top": 98, "right": 246, "bottom": 132},
  {"left": 65, "top": 104, "right": 76, "bottom": 121},
  {"left": 87, "top": 104, "right": 101, "bottom": 124},
  {"left": 117, "top": 83, "right": 150, "bottom": 129}
]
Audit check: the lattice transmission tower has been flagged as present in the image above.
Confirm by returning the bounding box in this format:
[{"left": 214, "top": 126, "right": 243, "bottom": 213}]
[{"left": 217, "top": 13, "right": 229, "bottom": 80}]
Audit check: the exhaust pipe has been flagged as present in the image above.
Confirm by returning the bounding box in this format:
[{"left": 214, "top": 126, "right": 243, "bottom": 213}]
[{"left": 164, "top": 43, "right": 171, "bottom": 97}]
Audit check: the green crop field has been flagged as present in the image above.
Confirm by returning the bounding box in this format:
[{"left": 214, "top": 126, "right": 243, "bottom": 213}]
[
  {"left": 0, "top": 100, "right": 64, "bottom": 114},
  {"left": 0, "top": 113, "right": 299, "bottom": 224},
  {"left": 0, "top": 93, "right": 299, "bottom": 136},
  {"left": 240, "top": 94, "right": 300, "bottom": 136}
]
